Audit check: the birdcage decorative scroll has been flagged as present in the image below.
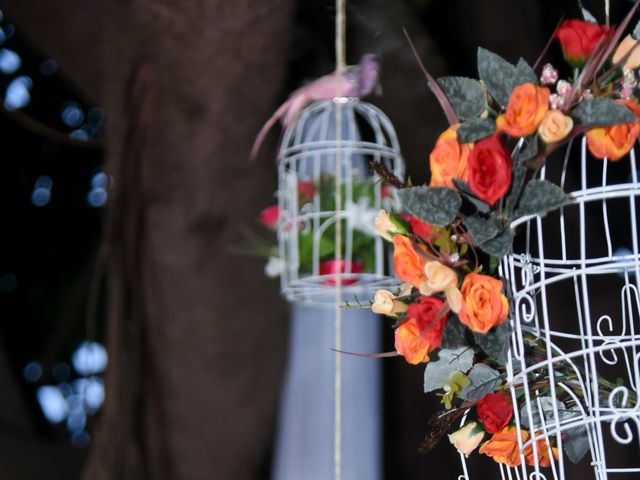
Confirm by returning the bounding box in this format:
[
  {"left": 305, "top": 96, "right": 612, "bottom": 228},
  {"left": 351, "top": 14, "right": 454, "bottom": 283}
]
[
  {"left": 276, "top": 98, "right": 405, "bottom": 305},
  {"left": 457, "top": 138, "right": 640, "bottom": 480}
]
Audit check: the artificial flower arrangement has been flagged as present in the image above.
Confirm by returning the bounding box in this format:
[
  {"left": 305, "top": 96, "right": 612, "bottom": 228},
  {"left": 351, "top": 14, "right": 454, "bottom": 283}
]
[
  {"left": 369, "top": 3, "right": 640, "bottom": 468},
  {"left": 257, "top": 175, "right": 397, "bottom": 280}
]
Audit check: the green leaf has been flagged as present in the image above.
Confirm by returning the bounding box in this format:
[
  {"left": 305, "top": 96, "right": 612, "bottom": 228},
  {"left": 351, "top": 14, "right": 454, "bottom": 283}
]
[
  {"left": 452, "top": 179, "right": 491, "bottom": 213},
  {"left": 389, "top": 212, "right": 409, "bottom": 234},
  {"left": 513, "top": 58, "right": 538, "bottom": 86},
  {"left": 477, "top": 47, "right": 516, "bottom": 108},
  {"left": 424, "top": 347, "right": 475, "bottom": 393},
  {"left": 564, "top": 425, "right": 591, "bottom": 464},
  {"left": 478, "top": 228, "right": 514, "bottom": 257},
  {"left": 489, "top": 254, "right": 500, "bottom": 273},
  {"left": 520, "top": 397, "right": 570, "bottom": 429},
  {"left": 505, "top": 164, "right": 527, "bottom": 213},
  {"left": 572, "top": 98, "right": 637, "bottom": 127},
  {"left": 516, "top": 179, "right": 569, "bottom": 217},
  {"left": 474, "top": 321, "right": 511, "bottom": 364},
  {"left": 518, "top": 136, "right": 540, "bottom": 163},
  {"left": 397, "top": 186, "right": 461, "bottom": 226},
  {"left": 464, "top": 216, "right": 503, "bottom": 245},
  {"left": 457, "top": 117, "right": 496, "bottom": 144},
  {"left": 458, "top": 363, "right": 502, "bottom": 401},
  {"left": 440, "top": 315, "right": 468, "bottom": 349},
  {"left": 437, "top": 76, "right": 487, "bottom": 120}
]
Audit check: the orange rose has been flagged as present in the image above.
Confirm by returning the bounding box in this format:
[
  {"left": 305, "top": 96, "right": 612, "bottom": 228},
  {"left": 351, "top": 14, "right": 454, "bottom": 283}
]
[
  {"left": 496, "top": 83, "right": 550, "bottom": 137},
  {"left": 537, "top": 110, "right": 573, "bottom": 144},
  {"left": 429, "top": 124, "right": 473, "bottom": 188},
  {"left": 459, "top": 273, "right": 509, "bottom": 334},
  {"left": 586, "top": 99, "right": 640, "bottom": 161},
  {"left": 394, "top": 295, "right": 447, "bottom": 364},
  {"left": 392, "top": 235, "right": 427, "bottom": 288},
  {"left": 479, "top": 426, "right": 528, "bottom": 467},
  {"left": 524, "top": 438, "right": 559, "bottom": 468}
]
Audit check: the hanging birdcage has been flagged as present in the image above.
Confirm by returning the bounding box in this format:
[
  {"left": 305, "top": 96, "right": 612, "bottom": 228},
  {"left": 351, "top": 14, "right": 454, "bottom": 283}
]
[
  {"left": 457, "top": 138, "right": 640, "bottom": 479},
  {"left": 276, "top": 98, "right": 405, "bottom": 305}
]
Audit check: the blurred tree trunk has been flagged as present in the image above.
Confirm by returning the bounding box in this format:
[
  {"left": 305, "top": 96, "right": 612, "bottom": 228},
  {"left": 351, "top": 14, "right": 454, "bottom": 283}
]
[
  {"left": 86, "top": 1, "right": 294, "bottom": 479},
  {"left": 5, "top": 0, "right": 294, "bottom": 479}
]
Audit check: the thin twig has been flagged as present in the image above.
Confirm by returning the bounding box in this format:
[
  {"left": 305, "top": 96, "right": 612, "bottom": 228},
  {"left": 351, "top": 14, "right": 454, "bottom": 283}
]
[
  {"left": 371, "top": 160, "right": 406, "bottom": 188},
  {"left": 403, "top": 28, "right": 458, "bottom": 125},
  {"left": 2, "top": 106, "right": 103, "bottom": 148}
]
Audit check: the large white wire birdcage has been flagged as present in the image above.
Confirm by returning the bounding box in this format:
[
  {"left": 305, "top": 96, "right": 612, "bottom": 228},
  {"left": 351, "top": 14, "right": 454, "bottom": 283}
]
[
  {"left": 458, "top": 138, "right": 640, "bottom": 479},
  {"left": 277, "top": 98, "right": 405, "bottom": 305}
]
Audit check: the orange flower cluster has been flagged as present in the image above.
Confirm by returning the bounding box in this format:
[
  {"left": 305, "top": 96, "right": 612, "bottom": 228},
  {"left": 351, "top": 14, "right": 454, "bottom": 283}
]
[
  {"left": 586, "top": 99, "right": 640, "bottom": 161},
  {"left": 479, "top": 426, "right": 559, "bottom": 468},
  {"left": 496, "top": 83, "right": 550, "bottom": 137},
  {"left": 429, "top": 129, "right": 512, "bottom": 206},
  {"left": 394, "top": 295, "right": 448, "bottom": 364}
]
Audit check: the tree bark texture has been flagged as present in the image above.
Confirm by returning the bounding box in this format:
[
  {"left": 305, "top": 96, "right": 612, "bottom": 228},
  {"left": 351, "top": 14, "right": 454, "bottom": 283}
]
[{"left": 80, "top": 1, "right": 293, "bottom": 479}]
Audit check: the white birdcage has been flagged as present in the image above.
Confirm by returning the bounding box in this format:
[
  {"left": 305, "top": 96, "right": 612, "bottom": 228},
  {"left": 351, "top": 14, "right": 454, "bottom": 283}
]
[
  {"left": 277, "top": 98, "right": 405, "bottom": 305},
  {"left": 458, "top": 138, "right": 640, "bottom": 479}
]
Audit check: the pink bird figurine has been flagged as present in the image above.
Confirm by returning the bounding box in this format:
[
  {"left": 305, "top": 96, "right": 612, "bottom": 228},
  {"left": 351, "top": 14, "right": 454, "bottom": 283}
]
[{"left": 251, "top": 54, "right": 380, "bottom": 160}]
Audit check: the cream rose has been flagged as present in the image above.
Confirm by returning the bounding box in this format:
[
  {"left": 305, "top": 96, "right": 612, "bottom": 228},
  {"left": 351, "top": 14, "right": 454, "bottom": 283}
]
[
  {"left": 371, "top": 289, "right": 408, "bottom": 316},
  {"left": 445, "top": 286, "right": 462, "bottom": 314},
  {"left": 374, "top": 210, "right": 396, "bottom": 242},
  {"left": 613, "top": 35, "right": 640, "bottom": 70},
  {"left": 398, "top": 282, "right": 413, "bottom": 298},
  {"left": 537, "top": 109, "right": 573, "bottom": 144},
  {"left": 419, "top": 261, "right": 462, "bottom": 313},
  {"left": 420, "top": 261, "right": 458, "bottom": 294},
  {"left": 448, "top": 422, "right": 485, "bottom": 458}
]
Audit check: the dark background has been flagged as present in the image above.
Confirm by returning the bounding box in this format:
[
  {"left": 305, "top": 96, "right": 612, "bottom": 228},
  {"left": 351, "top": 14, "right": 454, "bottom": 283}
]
[{"left": 0, "top": 0, "right": 629, "bottom": 479}]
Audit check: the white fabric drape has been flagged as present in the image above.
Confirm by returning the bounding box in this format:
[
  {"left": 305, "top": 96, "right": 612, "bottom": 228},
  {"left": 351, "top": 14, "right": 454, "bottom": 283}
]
[{"left": 272, "top": 304, "right": 382, "bottom": 480}]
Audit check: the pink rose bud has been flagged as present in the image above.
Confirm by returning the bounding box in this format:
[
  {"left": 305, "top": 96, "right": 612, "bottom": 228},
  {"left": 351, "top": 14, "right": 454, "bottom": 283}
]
[
  {"left": 556, "top": 79, "right": 571, "bottom": 96},
  {"left": 259, "top": 205, "right": 279, "bottom": 229},
  {"left": 620, "top": 86, "right": 634, "bottom": 100},
  {"left": 298, "top": 181, "right": 315, "bottom": 202},
  {"left": 540, "top": 63, "right": 558, "bottom": 85},
  {"left": 549, "top": 93, "right": 564, "bottom": 110}
]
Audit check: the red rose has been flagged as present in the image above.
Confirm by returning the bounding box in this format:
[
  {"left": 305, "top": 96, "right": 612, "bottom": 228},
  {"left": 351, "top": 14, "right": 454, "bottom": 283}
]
[
  {"left": 319, "top": 259, "right": 363, "bottom": 286},
  {"left": 407, "top": 215, "right": 433, "bottom": 242},
  {"left": 260, "top": 205, "right": 279, "bottom": 229},
  {"left": 555, "top": 19, "right": 611, "bottom": 68},
  {"left": 477, "top": 392, "right": 513, "bottom": 434},
  {"left": 466, "top": 135, "right": 512, "bottom": 206},
  {"left": 395, "top": 295, "right": 448, "bottom": 364}
]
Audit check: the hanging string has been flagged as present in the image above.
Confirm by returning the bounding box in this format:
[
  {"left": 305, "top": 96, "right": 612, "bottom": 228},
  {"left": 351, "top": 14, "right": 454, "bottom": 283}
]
[
  {"left": 333, "top": 0, "right": 346, "bottom": 479},
  {"left": 605, "top": 0, "right": 610, "bottom": 27}
]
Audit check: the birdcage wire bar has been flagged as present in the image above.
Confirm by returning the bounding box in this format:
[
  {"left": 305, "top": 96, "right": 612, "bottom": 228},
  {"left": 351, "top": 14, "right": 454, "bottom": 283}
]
[
  {"left": 277, "top": 98, "right": 405, "bottom": 305},
  {"left": 457, "top": 137, "right": 640, "bottom": 479}
]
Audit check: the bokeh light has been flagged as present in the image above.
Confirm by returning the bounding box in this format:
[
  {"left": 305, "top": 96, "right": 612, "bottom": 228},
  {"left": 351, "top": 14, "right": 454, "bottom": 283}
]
[
  {"left": 36, "top": 385, "right": 69, "bottom": 424},
  {"left": 0, "top": 48, "right": 21, "bottom": 74},
  {"left": 4, "top": 75, "right": 32, "bottom": 110},
  {"left": 23, "top": 361, "right": 42, "bottom": 383},
  {"left": 31, "top": 175, "right": 53, "bottom": 207},
  {"left": 71, "top": 341, "right": 108, "bottom": 376},
  {"left": 60, "top": 101, "right": 84, "bottom": 128}
]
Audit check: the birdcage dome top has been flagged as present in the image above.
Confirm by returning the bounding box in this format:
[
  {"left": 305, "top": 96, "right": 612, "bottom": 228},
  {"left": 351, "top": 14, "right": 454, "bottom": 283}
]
[{"left": 278, "top": 99, "right": 401, "bottom": 162}]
